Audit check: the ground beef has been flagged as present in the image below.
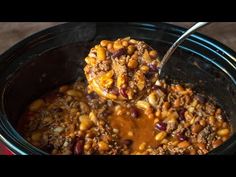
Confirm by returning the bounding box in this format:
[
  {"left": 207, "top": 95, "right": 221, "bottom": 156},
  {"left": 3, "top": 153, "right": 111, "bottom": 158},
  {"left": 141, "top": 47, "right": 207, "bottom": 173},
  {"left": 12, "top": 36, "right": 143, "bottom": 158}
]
[
  {"left": 166, "top": 120, "right": 178, "bottom": 133},
  {"left": 197, "top": 125, "right": 212, "bottom": 144},
  {"left": 98, "top": 60, "right": 111, "bottom": 72}
]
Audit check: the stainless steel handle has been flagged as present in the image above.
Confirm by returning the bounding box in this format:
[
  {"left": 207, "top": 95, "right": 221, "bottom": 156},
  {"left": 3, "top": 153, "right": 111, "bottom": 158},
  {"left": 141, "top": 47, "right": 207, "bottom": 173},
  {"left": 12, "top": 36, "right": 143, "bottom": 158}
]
[{"left": 158, "top": 22, "right": 210, "bottom": 75}]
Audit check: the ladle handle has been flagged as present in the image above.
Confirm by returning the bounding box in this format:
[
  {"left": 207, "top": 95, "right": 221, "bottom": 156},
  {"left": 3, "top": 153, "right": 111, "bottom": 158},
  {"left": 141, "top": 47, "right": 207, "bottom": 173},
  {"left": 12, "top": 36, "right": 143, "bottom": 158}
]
[{"left": 158, "top": 22, "right": 210, "bottom": 75}]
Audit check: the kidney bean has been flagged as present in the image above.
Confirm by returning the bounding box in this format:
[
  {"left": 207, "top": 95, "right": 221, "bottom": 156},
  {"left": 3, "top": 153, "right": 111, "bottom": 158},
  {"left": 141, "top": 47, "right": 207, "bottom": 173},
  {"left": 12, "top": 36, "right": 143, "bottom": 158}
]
[
  {"left": 122, "top": 139, "right": 133, "bottom": 146},
  {"left": 194, "top": 94, "right": 206, "bottom": 104},
  {"left": 119, "top": 87, "right": 128, "bottom": 98},
  {"left": 130, "top": 107, "right": 140, "bottom": 118},
  {"left": 111, "top": 48, "right": 126, "bottom": 58},
  {"left": 155, "top": 122, "right": 167, "bottom": 131},
  {"left": 178, "top": 108, "right": 186, "bottom": 121},
  {"left": 74, "top": 140, "right": 84, "bottom": 155}
]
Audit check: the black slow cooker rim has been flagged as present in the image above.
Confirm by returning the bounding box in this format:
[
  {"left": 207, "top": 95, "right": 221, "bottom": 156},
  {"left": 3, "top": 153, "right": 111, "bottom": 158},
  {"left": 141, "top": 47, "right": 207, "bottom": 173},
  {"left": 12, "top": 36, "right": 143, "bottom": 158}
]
[{"left": 0, "top": 22, "right": 236, "bottom": 155}]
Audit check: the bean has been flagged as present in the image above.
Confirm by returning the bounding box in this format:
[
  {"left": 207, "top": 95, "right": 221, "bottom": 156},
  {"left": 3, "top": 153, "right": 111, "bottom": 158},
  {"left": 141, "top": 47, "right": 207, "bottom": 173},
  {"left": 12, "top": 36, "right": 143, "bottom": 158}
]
[
  {"left": 80, "top": 102, "right": 90, "bottom": 113},
  {"left": 127, "top": 45, "right": 136, "bottom": 55},
  {"left": 217, "top": 128, "right": 230, "bottom": 137},
  {"left": 188, "top": 106, "right": 195, "bottom": 113},
  {"left": 138, "top": 142, "right": 147, "bottom": 151},
  {"left": 100, "top": 40, "right": 110, "bottom": 47},
  {"left": 78, "top": 130, "right": 85, "bottom": 137},
  {"left": 134, "top": 71, "right": 145, "bottom": 91},
  {"left": 110, "top": 88, "right": 119, "bottom": 96},
  {"left": 161, "top": 110, "right": 168, "bottom": 119},
  {"left": 184, "top": 111, "right": 193, "bottom": 121},
  {"left": 97, "top": 46, "right": 106, "bottom": 61},
  {"left": 197, "top": 142, "right": 206, "bottom": 151},
  {"left": 189, "top": 149, "right": 197, "bottom": 155},
  {"left": 136, "top": 101, "right": 151, "bottom": 110},
  {"left": 123, "top": 37, "right": 131, "bottom": 41},
  {"left": 113, "top": 128, "right": 119, "bottom": 134},
  {"left": 130, "top": 107, "right": 140, "bottom": 118},
  {"left": 79, "top": 116, "right": 93, "bottom": 131},
  {"left": 148, "top": 92, "right": 159, "bottom": 107},
  {"left": 212, "top": 139, "right": 223, "bottom": 148},
  {"left": 222, "top": 137, "right": 228, "bottom": 142},
  {"left": 142, "top": 49, "right": 152, "bottom": 63},
  {"left": 160, "top": 139, "right": 168, "bottom": 144},
  {"left": 79, "top": 115, "right": 89, "bottom": 121},
  {"left": 54, "top": 126, "right": 64, "bottom": 133},
  {"left": 147, "top": 63, "right": 158, "bottom": 73},
  {"left": 191, "top": 124, "right": 203, "bottom": 133},
  {"left": 89, "top": 111, "right": 98, "bottom": 124},
  {"left": 59, "top": 85, "right": 69, "bottom": 93},
  {"left": 155, "top": 80, "right": 162, "bottom": 87},
  {"left": 66, "top": 89, "right": 82, "bottom": 97},
  {"left": 191, "top": 100, "right": 198, "bottom": 108},
  {"left": 189, "top": 118, "right": 195, "bottom": 125},
  {"left": 140, "top": 65, "right": 149, "bottom": 73},
  {"left": 177, "top": 141, "right": 190, "bottom": 148},
  {"left": 129, "top": 39, "right": 138, "bottom": 44},
  {"left": 194, "top": 94, "right": 206, "bottom": 104},
  {"left": 122, "top": 139, "right": 133, "bottom": 146},
  {"left": 84, "top": 143, "right": 92, "bottom": 151},
  {"left": 155, "top": 109, "right": 161, "bottom": 118},
  {"left": 98, "top": 120, "right": 105, "bottom": 126},
  {"left": 215, "top": 108, "right": 222, "bottom": 115},
  {"left": 155, "top": 122, "right": 167, "bottom": 131},
  {"left": 173, "top": 99, "right": 180, "bottom": 108},
  {"left": 119, "top": 87, "right": 128, "bottom": 99},
  {"left": 112, "top": 48, "right": 126, "bottom": 58},
  {"left": 29, "top": 99, "right": 45, "bottom": 112},
  {"left": 216, "top": 121, "right": 223, "bottom": 128},
  {"left": 179, "top": 134, "right": 188, "bottom": 141},
  {"left": 113, "top": 41, "right": 123, "bottom": 50},
  {"left": 98, "top": 141, "right": 109, "bottom": 151},
  {"left": 153, "top": 118, "right": 160, "bottom": 124},
  {"left": 101, "top": 78, "right": 113, "bottom": 88},
  {"left": 117, "top": 74, "right": 127, "bottom": 88},
  {"left": 162, "top": 102, "right": 170, "bottom": 111},
  {"left": 128, "top": 59, "right": 138, "bottom": 69},
  {"left": 172, "top": 140, "right": 179, "bottom": 146},
  {"left": 85, "top": 57, "right": 96, "bottom": 66},
  {"left": 122, "top": 40, "right": 129, "bottom": 47},
  {"left": 184, "top": 122, "right": 190, "bottom": 128},
  {"left": 146, "top": 109, "right": 154, "bottom": 119},
  {"left": 208, "top": 116, "right": 215, "bottom": 125},
  {"left": 178, "top": 108, "right": 186, "bottom": 121},
  {"left": 199, "top": 119, "right": 206, "bottom": 127},
  {"left": 149, "top": 50, "right": 158, "bottom": 59},
  {"left": 175, "top": 85, "right": 184, "bottom": 92},
  {"left": 85, "top": 132, "right": 95, "bottom": 139},
  {"left": 102, "top": 70, "right": 114, "bottom": 78},
  {"left": 116, "top": 109, "right": 125, "bottom": 116},
  {"left": 128, "top": 131, "right": 134, "bottom": 137},
  {"left": 74, "top": 140, "right": 84, "bottom": 155},
  {"left": 168, "top": 111, "right": 179, "bottom": 120},
  {"left": 107, "top": 43, "right": 113, "bottom": 51},
  {"left": 155, "top": 131, "right": 167, "bottom": 141}
]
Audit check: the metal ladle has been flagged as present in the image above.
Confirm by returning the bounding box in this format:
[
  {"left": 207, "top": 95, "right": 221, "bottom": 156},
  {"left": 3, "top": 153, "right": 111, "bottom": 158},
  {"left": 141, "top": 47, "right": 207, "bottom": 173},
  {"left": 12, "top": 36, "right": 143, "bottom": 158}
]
[{"left": 158, "top": 22, "right": 210, "bottom": 76}]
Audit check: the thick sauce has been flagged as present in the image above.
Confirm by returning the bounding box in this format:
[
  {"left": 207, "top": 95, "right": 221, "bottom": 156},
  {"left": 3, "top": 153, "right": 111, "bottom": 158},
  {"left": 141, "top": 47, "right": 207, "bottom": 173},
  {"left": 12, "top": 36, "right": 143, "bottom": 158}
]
[{"left": 109, "top": 107, "right": 157, "bottom": 151}]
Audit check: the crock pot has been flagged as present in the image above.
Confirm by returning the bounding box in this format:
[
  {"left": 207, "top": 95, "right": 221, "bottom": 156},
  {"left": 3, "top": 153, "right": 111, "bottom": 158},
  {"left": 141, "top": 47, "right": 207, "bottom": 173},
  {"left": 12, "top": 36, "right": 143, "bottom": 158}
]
[{"left": 0, "top": 22, "right": 236, "bottom": 155}]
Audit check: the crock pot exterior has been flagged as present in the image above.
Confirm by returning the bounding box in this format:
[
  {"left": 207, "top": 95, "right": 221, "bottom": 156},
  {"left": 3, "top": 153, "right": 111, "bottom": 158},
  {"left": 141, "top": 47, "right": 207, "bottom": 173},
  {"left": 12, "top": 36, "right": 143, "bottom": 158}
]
[{"left": 0, "top": 22, "right": 236, "bottom": 155}]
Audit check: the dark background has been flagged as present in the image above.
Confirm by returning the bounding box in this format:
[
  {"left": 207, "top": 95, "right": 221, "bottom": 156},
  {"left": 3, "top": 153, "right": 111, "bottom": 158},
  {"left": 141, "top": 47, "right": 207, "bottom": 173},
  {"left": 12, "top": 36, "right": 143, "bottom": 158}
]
[{"left": 0, "top": 22, "right": 236, "bottom": 54}]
